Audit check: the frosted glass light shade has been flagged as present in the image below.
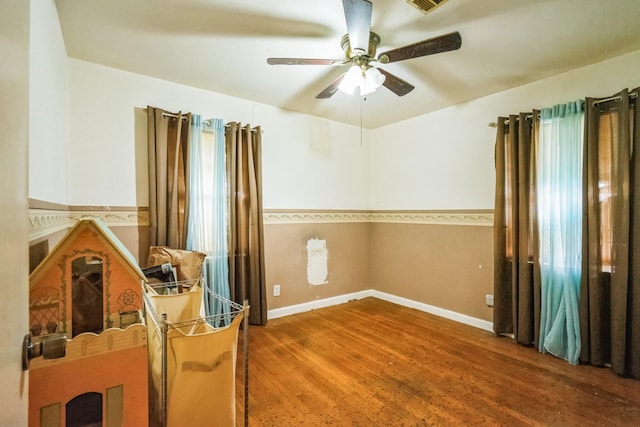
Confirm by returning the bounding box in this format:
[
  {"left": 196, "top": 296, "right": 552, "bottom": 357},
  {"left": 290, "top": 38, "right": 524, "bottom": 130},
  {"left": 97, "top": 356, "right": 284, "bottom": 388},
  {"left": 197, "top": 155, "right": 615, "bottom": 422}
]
[
  {"left": 361, "top": 67, "right": 385, "bottom": 95},
  {"left": 338, "top": 65, "right": 385, "bottom": 96},
  {"left": 338, "top": 66, "right": 362, "bottom": 95}
]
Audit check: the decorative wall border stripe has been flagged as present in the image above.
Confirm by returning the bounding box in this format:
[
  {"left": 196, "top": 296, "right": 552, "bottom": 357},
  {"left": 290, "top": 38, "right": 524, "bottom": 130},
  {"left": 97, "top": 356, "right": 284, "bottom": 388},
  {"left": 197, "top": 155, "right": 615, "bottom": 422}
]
[
  {"left": 263, "top": 210, "right": 494, "bottom": 226},
  {"left": 30, "top": 208, "right": 493, "bottom": 241},
  {"left": 29, "top": 208, "right": 149, "bottom": 242},
  {"left": 28, "top": 210, "right": 74, "bottom": 242},
  {"left": 68, "top": 210, "right": 149, "bottom": 227},
  {"left": 370, "top": 211, "right": 493, "bottom": 225},
  {"left": 263, "top": 211, "right": 372, "bottom": 224}
]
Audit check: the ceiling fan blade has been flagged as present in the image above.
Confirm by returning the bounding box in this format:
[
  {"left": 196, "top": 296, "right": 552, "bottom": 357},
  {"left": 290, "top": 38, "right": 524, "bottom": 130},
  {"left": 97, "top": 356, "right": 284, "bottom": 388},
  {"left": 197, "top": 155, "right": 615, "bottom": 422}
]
[
  {"left": 378, "top": 31, "right": 462, "bottom": 64},
  {"left": 267, "top": 58, "right": 345, "bottom": 66},
  {"left": 378, "top": 68, "right": 415, "bottom": 97},
  {"left": 315, "top": 73, "right": 347, "bottom": 99},
  {"left": 342, "top": 0, "right": 372, "bottom": 54}
]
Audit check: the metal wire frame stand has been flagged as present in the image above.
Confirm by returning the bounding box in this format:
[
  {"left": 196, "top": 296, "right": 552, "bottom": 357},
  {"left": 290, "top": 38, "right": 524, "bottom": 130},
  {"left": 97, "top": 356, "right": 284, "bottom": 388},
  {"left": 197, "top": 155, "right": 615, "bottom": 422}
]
[{"left": 143, "top": 279, "right": 250, "bottom": 427}]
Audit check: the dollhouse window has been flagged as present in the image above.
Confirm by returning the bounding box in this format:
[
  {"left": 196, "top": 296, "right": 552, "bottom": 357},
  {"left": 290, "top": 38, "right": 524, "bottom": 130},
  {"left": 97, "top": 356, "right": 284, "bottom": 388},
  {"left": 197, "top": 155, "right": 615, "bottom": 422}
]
[{"left": 71, "top": 256, "right": 104, "bottom": 337}]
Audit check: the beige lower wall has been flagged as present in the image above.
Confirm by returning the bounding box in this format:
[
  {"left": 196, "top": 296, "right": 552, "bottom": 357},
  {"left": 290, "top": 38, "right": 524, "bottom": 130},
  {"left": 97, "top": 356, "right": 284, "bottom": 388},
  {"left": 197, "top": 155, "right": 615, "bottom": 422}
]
[
  {"left": 29, "top": 229, "right": 67, "bottom": 273},
  {"left": 114, "top": 225, "right": 150, "bottom": 267},
  {"left": 29, "top": 207, "right": 494, "bottom": 323},
  {"left": 264, "top": 222, "right": 371, "bottom": 310},
  {"left": 370, "top": 222, "right": 494, "bottom": 322}
]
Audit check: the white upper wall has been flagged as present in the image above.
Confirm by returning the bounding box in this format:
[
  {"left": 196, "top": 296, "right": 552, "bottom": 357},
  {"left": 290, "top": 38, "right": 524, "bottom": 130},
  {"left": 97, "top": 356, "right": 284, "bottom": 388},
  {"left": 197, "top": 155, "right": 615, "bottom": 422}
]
[
  {"left": 66, "top": 49, "right": 640, "bottom": 211},
  {"left": 370, "top": 49, "right": 640, "bottom": 211},
  {"left": 29, "top": 0, "right": 68, "bottom": 204},
  {"left": 54, "top": 0, "right": 640, "bottom": 213},
  {"left": 66, "top": 59, "right": 370, "bottom": 209}
]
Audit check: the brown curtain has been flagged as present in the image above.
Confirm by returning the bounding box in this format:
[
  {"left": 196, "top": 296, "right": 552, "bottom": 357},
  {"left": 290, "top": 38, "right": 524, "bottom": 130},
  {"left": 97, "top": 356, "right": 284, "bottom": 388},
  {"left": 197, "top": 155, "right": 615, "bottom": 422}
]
[
  {"left": 493, "top": 113, "right": 541, "bottom": 346},
  {"left": 581, "top": 88, "right": 640, "bottom": 378},
  {"left": 147, "top": 107, "right": 192, "bottom": 251},
  {"left": 226, "top": 122, "right": 267, "bottom": 325}
]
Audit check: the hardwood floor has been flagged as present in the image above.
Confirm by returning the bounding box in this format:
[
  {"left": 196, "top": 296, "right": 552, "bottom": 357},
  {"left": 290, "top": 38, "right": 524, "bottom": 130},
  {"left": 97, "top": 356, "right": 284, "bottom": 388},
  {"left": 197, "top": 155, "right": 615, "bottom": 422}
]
[{"left": 235, "top": 297, "right": 640, "bottom": 426}]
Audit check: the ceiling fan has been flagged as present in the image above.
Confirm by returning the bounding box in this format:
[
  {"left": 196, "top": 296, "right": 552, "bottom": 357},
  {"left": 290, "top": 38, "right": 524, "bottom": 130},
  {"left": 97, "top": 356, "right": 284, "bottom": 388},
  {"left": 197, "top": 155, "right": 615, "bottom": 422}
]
[{"left": 266, "top": 0, "right": 462, "bottom": 99}]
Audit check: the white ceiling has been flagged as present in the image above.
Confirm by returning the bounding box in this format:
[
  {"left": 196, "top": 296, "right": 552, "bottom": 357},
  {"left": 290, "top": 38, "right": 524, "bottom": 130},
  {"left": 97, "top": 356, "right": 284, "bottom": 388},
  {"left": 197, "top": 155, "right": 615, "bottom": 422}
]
[{"left": 55, "top": 0, "right": 640, "bottom": 129}]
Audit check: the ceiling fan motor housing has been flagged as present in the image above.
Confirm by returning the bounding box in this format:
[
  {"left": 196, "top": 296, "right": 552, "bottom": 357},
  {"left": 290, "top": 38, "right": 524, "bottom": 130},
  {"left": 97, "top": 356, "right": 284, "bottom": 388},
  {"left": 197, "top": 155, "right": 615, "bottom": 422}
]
[{"left": 341, "top": 31, "right": 381, "bottom": 62}]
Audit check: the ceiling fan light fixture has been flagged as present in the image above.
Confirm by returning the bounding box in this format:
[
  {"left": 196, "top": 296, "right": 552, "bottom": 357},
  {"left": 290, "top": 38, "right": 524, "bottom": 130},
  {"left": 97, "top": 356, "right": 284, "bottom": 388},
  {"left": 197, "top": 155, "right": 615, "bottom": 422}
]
[
  {"left": 267, "top": 0, "right": 462, "bottom": 100},
  {"left": 361, "top": 66, "right": 385, "bottom": 95},
  {"left": 338, "top": 65, "right": 385, "bottom": 96},
  {"left": 338, "top": 65, "right": 363, "bottom": 95}
]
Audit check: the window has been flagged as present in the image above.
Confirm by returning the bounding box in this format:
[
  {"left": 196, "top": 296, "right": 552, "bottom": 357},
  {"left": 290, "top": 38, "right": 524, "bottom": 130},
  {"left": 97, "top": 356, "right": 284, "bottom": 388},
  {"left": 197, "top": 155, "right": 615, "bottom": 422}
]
[
  {"left": 199, "top": 128, "right": 216, "bottom": 254},
  {"left": 597, "top": 111, "right": 614, "bottom": 270},
  {"left": 594, "top": 102, "right": 635, "bottom": 272}
]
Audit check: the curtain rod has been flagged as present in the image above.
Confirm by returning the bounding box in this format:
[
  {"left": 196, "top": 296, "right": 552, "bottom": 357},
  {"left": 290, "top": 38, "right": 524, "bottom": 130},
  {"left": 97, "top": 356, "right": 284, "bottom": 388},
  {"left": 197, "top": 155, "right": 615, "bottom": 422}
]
[
  {"left": 161, "top": 112, "right": 215, "bottom": 128},
  {"left": 488, "top": 92, "right": 638, "bottom": 127},
  {"left": 160, "top": 112, "right": 260, "bottom": 132},
  {"left": 592, "top": 91, "right": 637, "bottom": 106},
  {"left": 488, "top": 114, "right": 534, "bottom": 128},
  {"left": 161, "top": 112, "right": 188, "bottom": 120}
]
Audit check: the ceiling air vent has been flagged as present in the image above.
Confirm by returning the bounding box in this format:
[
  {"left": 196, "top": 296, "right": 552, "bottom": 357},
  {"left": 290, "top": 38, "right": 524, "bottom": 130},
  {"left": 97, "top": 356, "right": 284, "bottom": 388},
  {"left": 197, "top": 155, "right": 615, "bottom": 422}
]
[{"left": 406, "top": 0, "right": 449, "bottom": 14}]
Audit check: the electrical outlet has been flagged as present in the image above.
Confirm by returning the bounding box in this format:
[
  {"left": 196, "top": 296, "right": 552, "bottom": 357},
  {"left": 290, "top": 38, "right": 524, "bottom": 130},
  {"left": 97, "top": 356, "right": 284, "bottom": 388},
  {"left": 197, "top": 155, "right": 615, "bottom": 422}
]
[
  {"left": 273, "top": 284, "right": 280, "bottom": 297},
  {"left": 486, "top": 294, "right": 494, "bottom": 307}
]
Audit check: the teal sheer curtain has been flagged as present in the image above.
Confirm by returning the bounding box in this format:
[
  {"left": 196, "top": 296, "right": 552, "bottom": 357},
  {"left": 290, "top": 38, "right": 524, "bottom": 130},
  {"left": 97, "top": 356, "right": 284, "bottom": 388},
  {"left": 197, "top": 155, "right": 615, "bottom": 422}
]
[
  {"left": 186, "top": 115, "right": 206, "bottom": 251},
  {"left": 536, "top": 101, "right": 584, "bottom": 364},
  {"left": 186, "top": 116, "right": 231, "bottom": 325}
]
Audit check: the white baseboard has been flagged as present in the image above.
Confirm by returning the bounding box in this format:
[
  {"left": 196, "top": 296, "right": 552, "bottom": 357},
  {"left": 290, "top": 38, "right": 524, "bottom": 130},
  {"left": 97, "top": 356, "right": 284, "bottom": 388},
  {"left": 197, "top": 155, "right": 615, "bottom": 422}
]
[
  {"left": 369, "top": 290, "right": 494, "bottom": 332},
  {"left": 267, "top": 289, "right": 494, "bottom": 332},
  {"left": 267, "top": 290, "right": 374, "bottom": 320}
]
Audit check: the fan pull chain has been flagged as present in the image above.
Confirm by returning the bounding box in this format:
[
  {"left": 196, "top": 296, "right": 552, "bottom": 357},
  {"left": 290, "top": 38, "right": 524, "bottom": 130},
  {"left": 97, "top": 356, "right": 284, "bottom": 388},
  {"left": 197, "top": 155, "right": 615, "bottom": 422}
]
[{"left": 360, "top": 95, "right": 365, "bottom": 147}]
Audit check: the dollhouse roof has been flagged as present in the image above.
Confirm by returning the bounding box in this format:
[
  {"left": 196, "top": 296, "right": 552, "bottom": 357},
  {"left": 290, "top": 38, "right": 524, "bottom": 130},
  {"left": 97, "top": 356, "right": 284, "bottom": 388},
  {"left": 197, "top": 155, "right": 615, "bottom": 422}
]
[{"left": 29, "top": 217, "right": 146, "bottom": 285}]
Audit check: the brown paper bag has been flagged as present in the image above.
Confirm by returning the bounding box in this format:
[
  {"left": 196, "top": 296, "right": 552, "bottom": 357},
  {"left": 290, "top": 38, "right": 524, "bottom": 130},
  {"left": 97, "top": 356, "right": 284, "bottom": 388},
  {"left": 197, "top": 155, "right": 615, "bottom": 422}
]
[{"left": 146, "top": 246, "right": 206, "bottom": 282}]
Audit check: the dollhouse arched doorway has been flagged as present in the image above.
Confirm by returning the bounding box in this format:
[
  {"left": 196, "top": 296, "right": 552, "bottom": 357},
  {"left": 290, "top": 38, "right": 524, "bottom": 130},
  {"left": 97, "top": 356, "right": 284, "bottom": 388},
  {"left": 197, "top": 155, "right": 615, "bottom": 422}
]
[{"left": 66, "top": 392, "right": 102, "bottom": 426}]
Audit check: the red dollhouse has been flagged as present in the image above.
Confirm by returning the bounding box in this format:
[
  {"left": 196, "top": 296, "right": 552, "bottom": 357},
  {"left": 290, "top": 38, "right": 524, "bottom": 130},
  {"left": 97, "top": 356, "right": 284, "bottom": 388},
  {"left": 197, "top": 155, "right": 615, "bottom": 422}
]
[{"left": 28, "top": 218, "right": 148, "bottom": 427}]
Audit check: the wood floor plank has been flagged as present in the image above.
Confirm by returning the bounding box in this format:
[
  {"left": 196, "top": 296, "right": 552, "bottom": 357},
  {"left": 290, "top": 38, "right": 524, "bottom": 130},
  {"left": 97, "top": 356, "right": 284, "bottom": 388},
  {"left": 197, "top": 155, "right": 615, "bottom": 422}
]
[{"left": 236, "top": 298, "right": 640, "bottom": 426}]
